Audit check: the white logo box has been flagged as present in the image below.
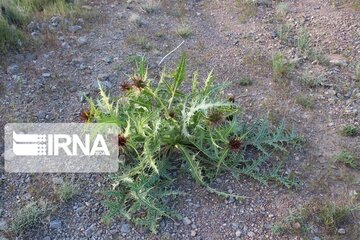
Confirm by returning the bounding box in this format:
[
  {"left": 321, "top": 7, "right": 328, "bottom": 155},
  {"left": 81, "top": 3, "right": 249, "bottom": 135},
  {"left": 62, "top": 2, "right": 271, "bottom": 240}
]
[{"left": 5, "top": 123, "right": 120, "bottom": 173}]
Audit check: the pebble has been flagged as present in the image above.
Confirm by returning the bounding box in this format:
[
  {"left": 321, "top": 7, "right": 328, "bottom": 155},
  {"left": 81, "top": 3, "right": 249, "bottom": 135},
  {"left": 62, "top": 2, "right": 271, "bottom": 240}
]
[
  {"left": 103, "top": 56, "right": 113, "bottom": 64},
  {"left": 190, "top": 230, "right": 197, "bottom": 237},
  {"left": 52, "top": 177, "right": 63, "bottom": 185},
  {"left": 7, "top": 64, "right": 19, "bottom": 75},
  {"left": 84, "top": 224, "right": 95, "bottom": 237},
  {"left": 68, "top": 25, "right": 82, "bottom": 33},
  {"left": 43, "top": 237, "right": 51, "bottom": 240},
  {"left": 247, "top": 231, "right": 255, "bottom": 237},
  {"left": 293, "top": 222, "right": 301, "bottom": 229},
  {"left": 231, "top": 223, "right": 239, "bottom": 230},
  {"left": 37, "top": 111, "right": 47, "bottom": 120},
  {"left": 97, "top": 74, "right": 110, "bottom": 81},
  {"left": 235, "top": 230, "right": 242, "bottom": 237},
  {"left": 79, "top": 91, "right": 90, "bottom": 103},
  {"left": 77, "top": 36, "right": 88, "bottom": 46},
  {"left": 120, "top": 223, "right": 130, "bottom": 233},
  {"left": 42, "top": 73, "right": 51, "bottom": 78},
  {"left": 50, "top": 16, "right": 61, "bottom": 27},
  {"left": 182, "top": 217, "right": 192, "bottom": 225},
  {"left": 96, "top": 81, "right": 112, "bottom": 91},
  {"left": 61, "top": 42, "right": 70, "bottom": 50},
  {"left": 49, "top": 220, "right": 62, "bottom": 229},
  {"left": 338, "top": 228, "right": 346, "bottom": 234}
]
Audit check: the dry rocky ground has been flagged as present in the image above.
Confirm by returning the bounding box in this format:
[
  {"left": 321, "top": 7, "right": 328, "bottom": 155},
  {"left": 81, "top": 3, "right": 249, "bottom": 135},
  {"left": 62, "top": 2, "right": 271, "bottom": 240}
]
[{"left": 0, "top": 0, "right": 360, "bottom": 239}]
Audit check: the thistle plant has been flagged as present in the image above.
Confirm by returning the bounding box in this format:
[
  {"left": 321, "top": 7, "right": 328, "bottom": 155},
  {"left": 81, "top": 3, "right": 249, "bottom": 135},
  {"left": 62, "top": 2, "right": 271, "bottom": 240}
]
[{"left": 87, "top": 54, "right": 301, "bottom": 233}]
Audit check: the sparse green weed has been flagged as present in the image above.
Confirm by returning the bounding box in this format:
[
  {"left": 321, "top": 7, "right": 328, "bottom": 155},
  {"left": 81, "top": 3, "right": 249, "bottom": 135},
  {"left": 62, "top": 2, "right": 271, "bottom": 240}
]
[
  {"left": 272, "top": 52, "right": 293, "bottom": 81},
  {"left": 309, "top": 49, "right": 330, "bottom": 65},
  {"left": 318, "top": 203, "right": 353, "bottom": 231},
  {"left": 354, "top": 62, "right": 360, "bottom": 81},
  {"left": 236, "top": 0, "right": 257, "bottom": 23},
  {"left": 88, "top": 55, "right": 301, "bottom": 233},
  {"left": 301, "top": 73, "right": 323, "bottom": 88},
  {"left": 340, "top": 125, "right": 359, "bottom": 137},
  {"left": 296, "top": 28, "right": 311, "bottom": 53},
  {"left": 333, "top": 150, "right": 358, "bottom": 168},
  {"left": 0, "top": 0, "right": 90, "bottom": 53},
  {"left": 296, "top": 95, "right": 315, "bottom": 109},
  {"left": 273, "top": 201, "right": 358, "bottom": 237},
  {"left": 128, "top": 35, "right": 153, "bottom": 51},
  {"left": 276, "top": 2, "right": 289, "bottom": 19},
  {"left": 56, "top": 182, "right": 77, "bottom": 202},
  {"left": 10, "top": 201, "right": 49, "bottom": 234},
  {"left": 238, "top": 77, "right": 253, "bottom": 86},
  {"left": 0, "top": 15, "right": 24, "bottom": 53},
  {"left": 129, "top": 13, "right": 142, "bottom": 27},
  {"left": 127, "top": 55, "right": 146, "bottom": 65},
  {"left": 276, "top": 23, "right": 293, "bottom": 44},
  {"left": 176, "top": 25, "right": 192, "bottom": 39},
  {"left": 141, "top": 0, "right": 160, "bottom": 14}
]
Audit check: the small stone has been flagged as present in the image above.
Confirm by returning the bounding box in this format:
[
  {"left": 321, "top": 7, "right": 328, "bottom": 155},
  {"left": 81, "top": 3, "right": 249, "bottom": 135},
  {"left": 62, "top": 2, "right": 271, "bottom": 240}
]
[
  {"left": 49, "top": 220, "right": 62, "bottom": 229},
  {"left": 255, "top": 0, "right": 272, "bottom": 7},
  {"left": 84, "top": 224, "right": 95, "bottom": 237},
  {"left": 43, "top": 237, "right": 51, "bottom": 240},
  {"left": 79, "top": 91, "right": 90, "bottom": 103},
  {"left": 7, "top": 64, "right": 19, "bottom": 75},
  {"left": 182, "top": 217, "right": 192, "bottom": 225},
  {"left": 42, "top": 73, "right": 51, "bottom": 78},
  {"left": 0, "top": 220, "right": 8, "bottom": 231},
  {"left": 77, "top": 36, "right": 88, "bottom": 46},
  {"left": 27, "top": 21, "right": 40, "bottom": 32},
  {"left": 50, "top": 16, "right": 61, "bottom": 28},
  {"left": 247, "top": 231, "right": 255, "bottom": 237},
  {"left": 68, "top": 25, "right": 82, "bottom": 33},
  {"left": 235, "top": 230, "right": 242, "bottom": 237},
  {"left": 96, "top": 81, "right": 112, "bottom": 91},
  {"left": 190, "top": 230, "right": 197, "bottom": 237},
  {"left": 293, "top": 222, "right": 301, "bottom": 229},
  {"left": 37, "top": 111, "right": 47, "bottom": 120},
  {"left": 120, "top": 223, "right": 130, "bottom": 233},
  {"left": 313, "top": 237, "right": 321, "bottom": 240},
  {"left": 337, "top": 228, "right": 346, "bottom": 235},
  {"left": 97, "top": 74, "right": 110, "bottom": 81},
  {"left": 231, "top": 223, "right": 239, "bottom": 230},
  {"left": 103, "top": 56, "right": 113, "bottom": 64},
  {"left": 61, "top": 42, "right": 70, "bottom": 50},
  {"left": 52, "top": 177, "right": 63, "bottom": 185},
  {"left": 71, "top": 57, "right": 84, "bottom": 67}
]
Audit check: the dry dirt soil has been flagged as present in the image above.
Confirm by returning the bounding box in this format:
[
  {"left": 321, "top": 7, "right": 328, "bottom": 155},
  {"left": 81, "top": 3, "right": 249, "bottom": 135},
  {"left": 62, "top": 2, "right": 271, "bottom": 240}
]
[{"left": 0, "top": 0, "right": 359, "bottom": 239}]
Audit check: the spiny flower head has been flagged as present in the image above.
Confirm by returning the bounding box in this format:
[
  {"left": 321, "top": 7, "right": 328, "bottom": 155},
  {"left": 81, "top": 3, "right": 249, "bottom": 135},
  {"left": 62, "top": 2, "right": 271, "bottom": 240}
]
[
  {"left": 120, "top": 82, "right": 132, "bottom": 92},
  {"left": 131, "top": 75, "right": 146, "bottom": 89},
  {"left": 118, "top": 134, "right": 128, "bottom": 148},
  {"left": 80, "top": 108, "right": 92, "bottom": 122},
  {"left": 229, "top": 138, "right": 242, "bottom": 151}
]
